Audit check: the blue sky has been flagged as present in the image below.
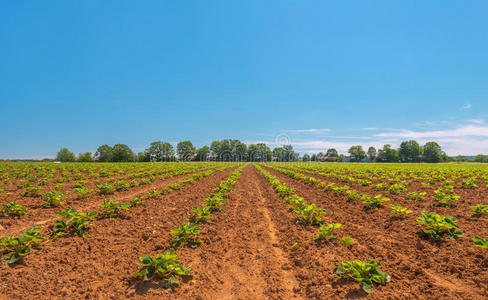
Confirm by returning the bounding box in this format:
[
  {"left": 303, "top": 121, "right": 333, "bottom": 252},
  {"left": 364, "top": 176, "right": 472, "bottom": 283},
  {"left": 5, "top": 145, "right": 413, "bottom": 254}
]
[{"left": 1, "top": 0, "right": 488, "bottom": 158}]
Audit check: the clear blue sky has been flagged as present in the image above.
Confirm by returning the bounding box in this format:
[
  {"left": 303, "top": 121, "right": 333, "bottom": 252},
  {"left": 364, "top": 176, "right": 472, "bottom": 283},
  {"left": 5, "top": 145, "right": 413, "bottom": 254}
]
[{"left": 1, "top": 0, "right": 488, "bottom": 158}]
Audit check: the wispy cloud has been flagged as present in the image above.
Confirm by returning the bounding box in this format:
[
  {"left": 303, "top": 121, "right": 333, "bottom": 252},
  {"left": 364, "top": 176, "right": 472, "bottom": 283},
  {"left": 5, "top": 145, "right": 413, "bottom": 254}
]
[
  {"left": 374, "top": 125, "right": 488, "bottom": 138},
  {"left": 285, "top": 128, "right": 331, "bottom": 133},
  {"left": 463, "top": 103, "right": 472, "bottom": 109},
  {"left": 467, "top": 118, "right": 484, "bottom": 125}
]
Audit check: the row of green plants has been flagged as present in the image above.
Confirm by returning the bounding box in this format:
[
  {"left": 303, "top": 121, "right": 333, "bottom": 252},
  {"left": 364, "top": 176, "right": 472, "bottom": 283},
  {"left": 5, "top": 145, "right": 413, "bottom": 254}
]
[
  {"left": 1, "top": 165, "right": 237, "bottom": 265},
  {"left": 254, "top": 164, "right": 388, "bottom": 294},
  {"left": 132, "top": 164, "right": 247, "bottom": 288}
]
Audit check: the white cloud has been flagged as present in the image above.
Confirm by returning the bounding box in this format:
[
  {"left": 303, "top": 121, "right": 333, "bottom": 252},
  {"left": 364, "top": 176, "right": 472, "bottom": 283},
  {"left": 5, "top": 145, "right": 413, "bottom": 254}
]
[
  {"left": 467, "top": 118, "right": 484, "bottom": 125},
  {"left": 285, "top": 128, "right": 331, "bottom": 133},
  {"left": 463, "top": 104, "right": 472, "bottom": 109},
  {"left": 374, "top": 125, "right": 488, "bottom": 138}
]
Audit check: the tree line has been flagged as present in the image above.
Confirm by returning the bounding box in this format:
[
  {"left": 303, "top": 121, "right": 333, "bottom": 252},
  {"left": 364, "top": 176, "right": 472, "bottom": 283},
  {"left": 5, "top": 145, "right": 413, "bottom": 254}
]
[
  {"left": 55, "top": 139, "right": 486, "bottom": 163},
  {"left": 55, "top": 140, "right": 298, "bottom": 163}
]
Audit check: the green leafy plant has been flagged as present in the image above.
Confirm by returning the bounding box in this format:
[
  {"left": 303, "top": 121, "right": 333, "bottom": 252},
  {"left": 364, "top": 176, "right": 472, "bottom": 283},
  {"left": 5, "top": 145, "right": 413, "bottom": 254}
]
[
  {"left": 98, "top": 200, "right": 130, "bottom": 219},
  {"left": 51, "top": 209, "right": 97, "bottom": 239},
  {"left": 311, "top": 223, "right": 342, "bottom": 242},
  {"left": 416, "top": 211, "right": 463, "bottom": 240},
  {"left": 0, "top": 227, "right": 44, "bottom": 264},
  {"left": 390, "top": 204, "right": 412, "bottom": 219},
  {"left": 472, "top": 236, "right": 488, "bottom": 251},
  {"left": 73, "top": 186, "right": 93, "bottom": 199},
  {"left": 0, "top": 201, "right": 27, "bottom": 218},
  {"left": 333, "top": 259, "right": 390, "bottom": 294},
  {"left": 129, "top": 196, "right": 146, "bottom": 207},
  {"left": 41, "top": 189, "right": 66, "bottom": 207},
  {"left": 170, "top": 222, "right": 202, "bottom": 248},
  {"left": 471, "top": 204, "right": 488, "bottom": 216},
  {"left": 433, "top": 190, "right": 460, "bottom": 207},
  {"left": 148, "top": 189, "right": 161, "bottom": 198},
  {"left": 406, "top": 191, "right": 426, "bottom": 201},
  {"left": 291, "top": 203, "right": 326, "bottom": 225},
  {"left": 114, "top": 180, "right": 130, "bottom": 191},
  {"left": 363, "top": 195, "right": 390, "bottom": 210},
  {"left": 461, "top": 177, "right": 477, "bottom": 189},
  {"left": 133, "top": 249, "right": 192, "bottom": 287},
  {"left": 340, "top": 236, "right": 356, "bottom": 247},
  {"left": 188, "top": 206, "right": 212, "bottom": 224},
  {"left": 96, "top": 183, "right": 116, "bottom": 195},
  {"left": 21, "top": 185, "right": 42, "bottom": 197}
]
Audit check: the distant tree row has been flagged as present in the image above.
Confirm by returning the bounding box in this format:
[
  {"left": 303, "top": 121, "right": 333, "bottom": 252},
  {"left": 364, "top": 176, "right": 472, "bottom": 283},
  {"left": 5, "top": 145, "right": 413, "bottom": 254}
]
[
  {"left": 344, "top": 141, "right": 450, "bottom": 163},
  {"left": 55, "top": 140, "right": 298, "bottom": 162},
  {"left": 55, "top": 139, "right": 486, "bottom": 163}
]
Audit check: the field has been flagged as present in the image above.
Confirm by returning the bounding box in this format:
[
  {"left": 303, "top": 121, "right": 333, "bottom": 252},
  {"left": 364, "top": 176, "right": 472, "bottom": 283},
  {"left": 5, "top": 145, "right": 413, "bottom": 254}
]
[{"left": 0, "top": 162, "right": 487, "bottom": 299}]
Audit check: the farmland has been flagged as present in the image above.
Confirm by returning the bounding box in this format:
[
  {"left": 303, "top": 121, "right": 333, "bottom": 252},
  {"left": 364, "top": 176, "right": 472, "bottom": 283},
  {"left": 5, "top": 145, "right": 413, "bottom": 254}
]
[{"left": 0, "top": 162, "right": 487, "bottom": 299}]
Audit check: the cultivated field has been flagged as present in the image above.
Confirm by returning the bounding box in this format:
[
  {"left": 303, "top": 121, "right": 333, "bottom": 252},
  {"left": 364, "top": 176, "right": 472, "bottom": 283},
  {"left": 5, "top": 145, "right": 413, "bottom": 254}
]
[{"left": 0, "top": 162, "right": 487, "bottom": 299}]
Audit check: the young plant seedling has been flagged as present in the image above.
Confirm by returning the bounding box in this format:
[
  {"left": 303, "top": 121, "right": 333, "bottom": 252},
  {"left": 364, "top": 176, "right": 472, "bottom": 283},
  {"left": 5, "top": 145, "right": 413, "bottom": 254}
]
[
  {"left": 311, "top": 223, "right": 342, "bottom": 242},
  {"left": 471, "top": 204, "right": 488, "bottom": 216},
  {"left": 340, "top": 236, "right": 356, "bottom": 247},
  {"left": 363, "top": 195, "right": 390, "bottom": 210},
  {"left": 390, "top": 204, "right": 412, "bottom": 219},
  {"left": 416, "top": 211, "right": 463, "bottom": 241},
  {"left": 0, "top": 227, "right": 44, "bottom": 264},
  {"left": 472, "top": 236, "right": 488, "bottom": 251},
  {"left": 333, "top": 259, "right": 390, "bottom": 294},
  {"left": 41, "top": 190, "right": 66, "bottom": 208},
  {"left": 73, "top": 187, "right": 93, "bottom": 199},
  {"left": 406, "top": 191, "right": 426, "bottom": 201},
  {"left": 51, "top": 209, "right": 97, "bottom": 240},
  {"left": 433, "top": 190, "right": 460, "bottom": 207},
  {"left": 98, "top": 200, "right": 130, "bottom": 219},
  {"left": 0, "top": 201, "right": 27, "bottom": 218},
  {"left": 291, "top": 203, "right": 326, "bottom": 225},
  {"left": 170, "top": 222, "right": 202, "bottom": 248},
  {"left": 188, "top": 206, "right": 212, "bottom": 224},
  {"left": 96, "top": 183, "right": 116, "bottom": 195},
  {"left": 133, "top": 249, "right": 192, "bottom": 288}
]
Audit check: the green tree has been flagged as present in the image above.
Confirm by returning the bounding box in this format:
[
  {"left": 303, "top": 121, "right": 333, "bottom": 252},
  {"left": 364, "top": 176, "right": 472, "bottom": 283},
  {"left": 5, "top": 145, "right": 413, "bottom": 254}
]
[
  {"left": 474, "top": 155, "right": 488, "bottom": 162},
  {"left": 376, "top": 144, "right": 399, "bottom": 162},
  {"left": 399, "top": 140, "right": 422, "bottom": 162},
  {"left": 282, "top": 145, "right": 296, "bottom": 162},
  {"left": 326, "top": 148, "right": 338, "bottom": 157},
  {"left": 94, "top": 145, "right": 113, "bottom": 162},
  {"left": 210, "top": 139, "right": 247, "bottom": 161},
  {"left": 273, "top": 147, "right": 284, "bottom": 161},
  {"left": 177, "top": 141, "right": 196, "bottom": 161},
  {"left": 55, "top": 147, "right": 76, "bottom": 162},
  {"left": 195, "top": 146, "right": 210, "bottom": 161},
  {"left": 311, "top": 154, "right": 317, "bottom": 161},
  {"left": 77, "top": 152, "right": 93, "bottom": 162},
  {"left": 248, "top": 143, "right": 272, "bottom": 161},
  {"left": 422, "top": 142, "right": 443, "bottom": 163},
  {"left": 145, "top": 141, "right": 175, "bottom": 161},
  {"left": 137, "top": 152, "right": 150, "bottom": 162},
  {"left": 367, "top": 147, "right": 377, "bottom": 161},
  {"left": 454, "top": 155, "right": 468, "bottom": 162},
  {"left": 348, "top": 145, "right": 366, "bottom": 162},
  {"left": 112, "top": 144, "right": 136, "bottom": 162},
  {"left": 302, "top": 154, "right": 311, "bottom": 161}
]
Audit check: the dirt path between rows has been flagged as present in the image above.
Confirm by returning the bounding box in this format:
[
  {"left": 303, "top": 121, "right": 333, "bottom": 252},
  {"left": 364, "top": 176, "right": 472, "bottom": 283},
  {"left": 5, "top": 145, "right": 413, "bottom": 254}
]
[{"left": 175, "top": 165, "right": 303, "bottom": 300}]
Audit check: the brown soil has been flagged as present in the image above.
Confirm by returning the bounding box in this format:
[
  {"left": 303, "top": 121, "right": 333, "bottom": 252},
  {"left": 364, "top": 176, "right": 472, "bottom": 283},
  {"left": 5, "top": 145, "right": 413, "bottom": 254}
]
[
  {"left": 262, "top": 165, "right": 488, "bottom": 299},
  {"left": 0, "top": 164, "right": 487, "bottom": 300}
]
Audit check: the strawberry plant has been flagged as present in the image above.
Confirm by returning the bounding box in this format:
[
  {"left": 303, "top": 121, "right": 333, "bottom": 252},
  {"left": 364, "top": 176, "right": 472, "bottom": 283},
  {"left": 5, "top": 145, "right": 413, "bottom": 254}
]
[
  {"left": 129, "top": 196, "right": 146, "bottom": 207},
  {"left": 363, "top": 195, "right": 389, "bottom": 210},
  {"left": 461, "top": 177, "right": 477, "bottom": 189},
  {"left": 0, "top": 227, "right": 44, "bottom": 264},
  {"left": 51, "top": 209, "right": 97, "bottom": 239},
  {"left": 311, "top": 223, "right": 342, "bottom": 242},
  {"left": 41, "top": 189, "right": 66, "bottom": 207},
  {"left": 416, "top": 211, "right": 463, "bottom": 240},
  {"left": 133, "top": 249, "right": 192, "bottom": 287},
  {"left": 333, "top": 259, "right": 390, "bottom": 294},
  {"left": 390, "top": 204, "right": 412, "bottom": 219},
  {"left": 433, "top": 190, "right": 459, "bottom": 207},
  {"left": 472, "top": 236, "right": 488, "bottom": 251},
  {"left": 21, "top": 185, "right": 42, "bottom": 197},
  {"left": 471, "top": 204, "right": 488, "bottom": 215},
  {"left": 188, "top": 206, "right": 212, "bottom": 224},
  {"left": 0, "top": 201, "right": 27, "bottom": 218},
  {"left": 96, "top": 183, "right": 116, "bottom": 195},
  {"left": 340, "top": 236, "right": 356, "bottom": 247},
  {"left": 73, "top": 186, "right": 93, "bottom": 199},
  {"left": 291, "top": 203, "right": 326, "bottom": 225},
  {"left": 171, "top": 222, "right": 202, "bottom": 248},
  {"left": 99, "top": 200, "right": 130, "bottom": 219},
  {"left": 406, "top": 191, "right": 426, "bottom": 201}
]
